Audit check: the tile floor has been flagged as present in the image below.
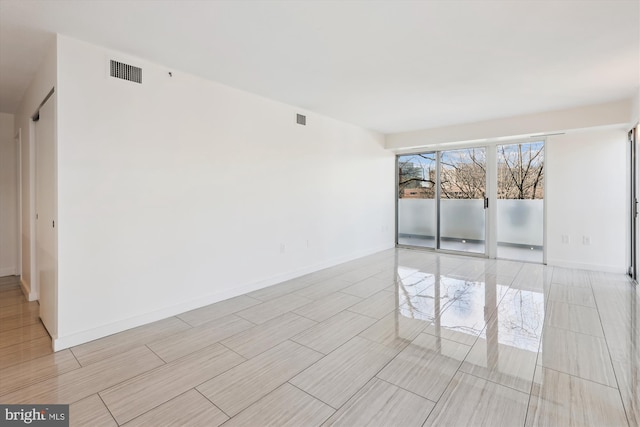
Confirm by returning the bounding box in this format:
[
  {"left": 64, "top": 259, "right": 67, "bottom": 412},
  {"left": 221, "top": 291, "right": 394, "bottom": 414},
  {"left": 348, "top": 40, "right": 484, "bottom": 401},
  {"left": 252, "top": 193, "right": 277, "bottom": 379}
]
[{"left": 0, "top": 249, "right": 638, "bottom": 426}]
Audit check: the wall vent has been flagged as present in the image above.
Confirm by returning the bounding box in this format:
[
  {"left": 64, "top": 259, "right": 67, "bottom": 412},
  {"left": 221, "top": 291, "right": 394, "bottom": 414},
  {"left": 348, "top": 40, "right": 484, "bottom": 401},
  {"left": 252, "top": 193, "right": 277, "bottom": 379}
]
[
  {"left": 296, "top": 114, "right": 306, "bottom": 125},
  {"left": 110, "top": 60, "right": 142, "bottom": 84}
]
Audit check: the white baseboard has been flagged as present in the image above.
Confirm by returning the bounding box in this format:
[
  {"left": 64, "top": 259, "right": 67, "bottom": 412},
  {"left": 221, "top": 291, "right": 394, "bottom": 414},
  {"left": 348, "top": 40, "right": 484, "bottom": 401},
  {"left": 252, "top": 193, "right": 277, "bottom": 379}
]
[
  {"left": 546, "top": 259, "right": 627, "bottom": 274},
  {"left": 52, "top": 243, "right": 395, "bottom": 351},
  {"left": 19, "top": 278, "right": 38, "bottom": 301}
]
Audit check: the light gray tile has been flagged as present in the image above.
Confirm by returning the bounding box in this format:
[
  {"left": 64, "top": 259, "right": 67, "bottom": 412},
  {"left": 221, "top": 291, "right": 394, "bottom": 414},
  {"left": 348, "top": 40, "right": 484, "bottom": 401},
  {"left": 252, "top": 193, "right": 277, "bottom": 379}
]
[
  {"left": 223, "top": 383, "right": 334, "bottom": 427},
  {"left": 322, "top": 378, "right": 433, "bottom": 427},
  {"left": 197, "top": 340, "right": 323, "bottom": 416},
  {"left": 359, "top": 311, "right": 429, "bottom": 350},
  {"left": 222, "top": 312, "right": 316, "bottom": 358},
  {"left": 0, "top": 349, "right": 80, "bottom": 396},
  {"left": 493, "top": 287, "right": 545, "bottom": 349},
  {"left": 293, "top": 292, "right": 361, "bottom": 322},
  {"left": 292, "top": 310, "right": 377, "bottom": 354},
  {"left": 298, "top": 266, "right": 350, "bottom": 284},
  {"left": 485, "top": 259, "right": 523, "bottom": 277},
  {"left": 424, "top": 371, "right": 529, "bottom": 426},
  {"left": 443, "top": 259, "right": 494, "bottom": 281},
  {"left": 247, "top": 278, "right": 312, "bottom": 301},
  {"left": 123, "top": 389, "right": 228, "bottom": 427},
  {"left": 548, "top": 284, "right": 596, "bottom": 307},
  {"left": 459, "top": 286, "right": 543, "bottom": 393},
  {"left": 177, "top": 295, "right": 262, "bottom": 327},
  {"left": 235, "top": 294, "right": 312, "bottom": 324},
  {"left": 1, "top": 346, "right": 164, "bottom": 404},
  {"left": 290, "top": 336, "right": 398, "bottom": 408},
  {"left": 148, "top": 314, "right": 253, "bottom": 362},
  {"left": 512, "top": 263, "right": 553, "bottom": 293},
  {"left": 545, "top": 300, "right": 603, "bottom": 337},
  {"left": 70, "top": 394, "right": 117, "bottom": 427},
  {"left": 369, "top": 268, "right": 402, "bottom": 284},
  {"left": 335, "top": 267, "right": 380, "bottom": 284},
  {"left": 460, "top": 339, "right": 538, "bottom": 394},
  {"left": 71, "top": 317, "right": 191, "bottom": 366},
  {"left": 610, "top": 355, "right": 640, "bottom": 427},
  {"left": 294, "top": 277, "right": 353, "bottom": 300},
  {"left": 100, "top": 344, "right": 244, "bottom": 424},
  {"left": 539, "top": 326, "right": 617, "bottom": 387},
  {"left": 526, "top": 367, "right": 629, "bottom": 427},
  {"left": 420, "top": 275, "right": 504, "bottom": 346},
  {"left": 341, "top": 276, "right": 393, "bottom": 298},
  {"left": 377, "top": 333, "right": 469, "bottom": 401},
  {"left": 348, "top": 290, "right": 396, "bottom": 319},
  {"left": 551, "top": 267, "right": 591, "bottom": 287}
]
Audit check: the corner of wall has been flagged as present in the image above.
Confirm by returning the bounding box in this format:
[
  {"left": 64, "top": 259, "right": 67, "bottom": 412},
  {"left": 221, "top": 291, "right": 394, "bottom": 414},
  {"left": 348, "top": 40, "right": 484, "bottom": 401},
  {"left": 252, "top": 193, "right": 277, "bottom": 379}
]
[
  {"left": 19, "top": 277, "right": 38, "bottom": 302},
  {"left": 631, "top": 91, "right": 640, "bottom": 126},
  {"left": 14, "top": 33, "right": 59, "bottom": 318}
]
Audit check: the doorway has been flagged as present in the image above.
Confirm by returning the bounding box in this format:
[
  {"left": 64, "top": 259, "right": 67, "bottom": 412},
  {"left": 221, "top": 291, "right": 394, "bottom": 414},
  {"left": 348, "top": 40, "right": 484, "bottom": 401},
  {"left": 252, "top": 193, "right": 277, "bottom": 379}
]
[
  {"left": 631, "top": 126, "right": 638, "bottom": 281},
  {"left": 495, "top": 141, "right": 544, "bottom": 263},
  {"left": 439, "top": 148, "right": 487, "bottom": 254},
  {"left": 397, "top": 141, "right": 545, "bottom": 263},
  {"left": 34, "top": 91, "right": 57, "bottom": 338},
  {"left": 397, "top": 153, "right": 437, "bottom": 248}
]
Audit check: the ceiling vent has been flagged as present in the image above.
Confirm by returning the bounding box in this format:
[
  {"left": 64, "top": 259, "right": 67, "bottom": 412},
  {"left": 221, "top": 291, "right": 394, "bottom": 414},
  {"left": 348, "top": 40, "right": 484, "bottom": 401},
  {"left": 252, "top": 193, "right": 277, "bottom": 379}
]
[
  {"left": 296, "top": 114, "right": 306, "bottom": 125},
  {"left": 110, "top": 60, "right": 142, "bottom": 84}
]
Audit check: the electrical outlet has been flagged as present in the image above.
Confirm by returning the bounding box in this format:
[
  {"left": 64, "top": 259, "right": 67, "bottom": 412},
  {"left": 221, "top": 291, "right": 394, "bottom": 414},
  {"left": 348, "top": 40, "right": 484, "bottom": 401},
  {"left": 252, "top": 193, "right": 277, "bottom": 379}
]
[
  {"left": 583, "top": 236, "right": 591, "bottom": 245},
  {"left": 561, "top": 235, "right": 569, "bottom": 244}
]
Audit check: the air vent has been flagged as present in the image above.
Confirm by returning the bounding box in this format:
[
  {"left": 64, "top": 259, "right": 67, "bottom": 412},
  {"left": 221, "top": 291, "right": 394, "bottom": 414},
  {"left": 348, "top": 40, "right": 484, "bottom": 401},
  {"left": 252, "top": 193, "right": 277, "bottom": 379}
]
[
  {"left": 296, "top": 114, "right": 306, "bottom": 126},
  {"left": 110, "top": 60, "right": 142, "bottom": 84}
]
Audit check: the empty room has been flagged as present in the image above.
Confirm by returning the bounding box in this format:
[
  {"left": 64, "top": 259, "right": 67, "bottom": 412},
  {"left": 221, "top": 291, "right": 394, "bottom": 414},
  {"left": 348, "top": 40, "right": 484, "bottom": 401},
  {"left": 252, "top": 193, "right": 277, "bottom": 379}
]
[{"left": 0, "top": 0, "right": 638, "bottom": 426}]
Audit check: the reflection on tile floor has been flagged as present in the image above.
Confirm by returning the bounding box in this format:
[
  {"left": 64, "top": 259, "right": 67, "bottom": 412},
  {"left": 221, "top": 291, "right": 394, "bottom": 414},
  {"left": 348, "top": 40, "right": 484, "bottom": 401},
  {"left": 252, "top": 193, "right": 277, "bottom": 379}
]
[{"left": 0, "top": 249, "right": 638, "bottom": 426}]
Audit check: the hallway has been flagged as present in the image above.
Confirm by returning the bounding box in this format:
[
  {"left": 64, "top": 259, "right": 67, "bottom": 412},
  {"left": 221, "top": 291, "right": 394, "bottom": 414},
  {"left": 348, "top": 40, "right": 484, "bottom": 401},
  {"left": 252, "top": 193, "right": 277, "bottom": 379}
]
[{"left": 0, "top": 275, "right": 51, "bottom": 368}]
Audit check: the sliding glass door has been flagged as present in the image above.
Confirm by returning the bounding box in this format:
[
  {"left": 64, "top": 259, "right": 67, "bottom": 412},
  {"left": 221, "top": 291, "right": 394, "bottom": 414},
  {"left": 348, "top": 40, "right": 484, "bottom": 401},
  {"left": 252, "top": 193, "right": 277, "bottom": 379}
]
[
  {"left": 397, "top": 153, "right": 436, "bottom": 248},
  {"left": 397, "top": 142, "right": 546, "bottom": 262},
  {"left": 496, "top": 141, "right": 544, "bottom": 262},
  {"left": 439, "top": 148, "right": 487, "bottom": 254}
]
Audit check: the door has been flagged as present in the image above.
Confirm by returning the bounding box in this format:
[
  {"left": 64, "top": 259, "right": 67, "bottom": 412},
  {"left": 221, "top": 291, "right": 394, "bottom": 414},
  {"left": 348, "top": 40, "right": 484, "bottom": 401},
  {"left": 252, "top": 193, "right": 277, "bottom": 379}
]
[
  {"left": 35, "top": 93, "right": 57, "bottom": 337},
  {"left": 496, "top": 141, "right": 544, "bottom": 263},
  {"left": 438, "top": 148, "right": 487, "bottom": 254},
  {"left": 631, "top": 127, "right": 638, "bottom": 281},
  {"left": 397, "top": 153, "right": 437, "bottom": 248}
]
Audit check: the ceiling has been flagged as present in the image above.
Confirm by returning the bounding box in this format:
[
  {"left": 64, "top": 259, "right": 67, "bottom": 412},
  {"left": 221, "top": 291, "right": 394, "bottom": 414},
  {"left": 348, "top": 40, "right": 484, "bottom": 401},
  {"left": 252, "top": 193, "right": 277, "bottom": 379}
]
[{"left": 0, "top": 0, "right": 638, "bottom": 134}]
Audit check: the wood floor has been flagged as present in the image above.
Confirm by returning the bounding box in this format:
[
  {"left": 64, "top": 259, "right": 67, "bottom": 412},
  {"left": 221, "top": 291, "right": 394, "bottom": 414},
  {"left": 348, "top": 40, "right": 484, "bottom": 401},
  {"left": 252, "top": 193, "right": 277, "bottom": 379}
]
[{"left": 0, "top": 249, "right": 638, "bottom": 426}]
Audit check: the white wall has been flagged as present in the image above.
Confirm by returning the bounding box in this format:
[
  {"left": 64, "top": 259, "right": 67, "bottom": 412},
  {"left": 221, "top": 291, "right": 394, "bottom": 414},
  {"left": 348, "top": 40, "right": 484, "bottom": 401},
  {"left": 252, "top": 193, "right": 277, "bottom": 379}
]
[
  {"left": 387, "top": 99, "right": 633, "bottom": 150},
  {"left": 0, "top": 113, "right": 18, "bottom": 277},
  {"left": 546, "top": 129, "right": 628, "bottom": 272},
  {"left": 54, "top": 36, "right": 395, "bottom": 349},
  {"left": 630, "top": 90, "right": 639, "bottom": 125},
  {"left": 13, "top": 39, "right": 57, "bottom": 299}
]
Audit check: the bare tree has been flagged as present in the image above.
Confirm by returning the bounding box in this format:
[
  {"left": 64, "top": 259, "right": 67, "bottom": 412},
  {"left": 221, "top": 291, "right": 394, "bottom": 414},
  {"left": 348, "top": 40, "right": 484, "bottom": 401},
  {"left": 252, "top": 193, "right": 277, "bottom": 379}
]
[
  {"left": 440, "top": 148, "right": 486, "bottom": 199},
  {"left": 398, "top": 143, "right": 543, "bottom": 200},
  {"left": 398, "top": 154, "right": 436, "bottom": 198},
  {"left": 497, "top": 142, "right": 544, "bottom": 199}
]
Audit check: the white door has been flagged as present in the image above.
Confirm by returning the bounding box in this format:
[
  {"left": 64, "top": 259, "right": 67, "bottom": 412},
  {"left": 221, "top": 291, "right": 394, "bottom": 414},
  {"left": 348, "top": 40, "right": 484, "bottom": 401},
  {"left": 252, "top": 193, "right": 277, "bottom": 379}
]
[{"left": 35, "top": 93, "right": 57, "bottom": 338}]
